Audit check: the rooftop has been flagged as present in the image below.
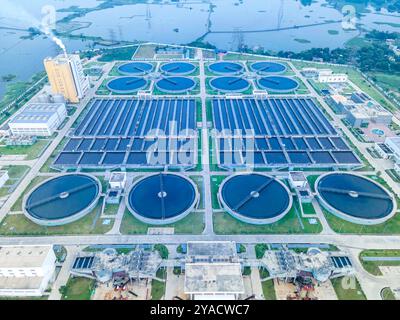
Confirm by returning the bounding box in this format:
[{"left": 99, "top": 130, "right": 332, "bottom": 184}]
[
  {"left": 0, "top": 276, "right": 44, "bottom": 290},
  {"left": 184, "top": 263, "right": 244, "bottom": 294},
  {"left": 9, "top": 103, "right": 65, "bottom": 124},
  {"left": 289, "top": 171, "right": 307, "bottom": 182},
  {"left": 187, "top": 241, "right": 237, "bottom": 257},
  {"left": 109, "top": 172, "right": 127, "bottom": 183},
  {"left": 0, "top": 246, "right": 52, "bottom": 268}
]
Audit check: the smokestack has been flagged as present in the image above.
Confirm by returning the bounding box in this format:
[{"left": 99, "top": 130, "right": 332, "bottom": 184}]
[{"left": 3, "top": 0, "right": 69, "bottom": 58}]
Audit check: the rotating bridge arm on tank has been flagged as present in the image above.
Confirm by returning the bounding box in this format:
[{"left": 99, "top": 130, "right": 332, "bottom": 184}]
[
  {"left": 26, "top": 182, "right": 96, "bottom": 210},
  {"left": 165, "top": 66, "right": 180, "bottom": 73},
  {"left": 228, "top": 78, "right": 243, "bottom": 85},
  {"left": 158, "top": 174, "right": 166, "bottom": 220},
  {"left": 233, "top": 178, "right": 274, "bottom": 211},
  {"left": 318, "top": 187, "right": 392, "bottom": 200},
  {"left": 224, "top": 66, "right": 240, "bottom": 72},
  {"left": 125, "top": 78, "right": 143, "bottom": 85},
  {"left": 133, "top": 66, "right": 146, "bottom": 73},
  {"left": 259, "top": 66, "right": 271, "bottom": 72}
]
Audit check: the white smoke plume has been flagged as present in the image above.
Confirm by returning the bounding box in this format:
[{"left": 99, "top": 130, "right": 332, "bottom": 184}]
[{"left": 2, "top": 0, "right": 68, "bottom": 57}]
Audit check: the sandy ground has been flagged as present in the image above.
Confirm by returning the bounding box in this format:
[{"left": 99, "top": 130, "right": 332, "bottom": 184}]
[
  {"left": 93, "top": 280, "right": 151, "bottom": 300},
  {"left": 274, "top": 279, "right": 337, "bottom": 300},
  {"left": 379, "top": 266, "right": 400, "bottom": 276}
]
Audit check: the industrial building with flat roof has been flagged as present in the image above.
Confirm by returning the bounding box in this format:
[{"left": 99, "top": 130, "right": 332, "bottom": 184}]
[
  {"left": 0, "top": 245, "right": 56, "bottom": 297},
  {"left": 329, "top": 93, "right": 392, "bottom": 128},
  {"left": 317, "top": 69, "right": 348, "bottom": 83},
  {"left": 184, "top": 241, "right": 244, "bottom": 300},
  {"left": 8, "top": 103, "right": 67, "bottom": 136},
  {"left": 380, "top": 137, "right": 400, "bottom": 174}
]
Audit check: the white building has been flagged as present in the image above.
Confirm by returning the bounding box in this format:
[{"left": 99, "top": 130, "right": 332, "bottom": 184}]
[
  {"left": 300, "top": 67, "right": 319, "bottom": 78},
  {"left": 375, "top": 142, "right": 393, "bottom": 160},
  {"left": 384, "top": 137, "right": 400, "bottom": 174},
  {"left": 288, "top": 171, "right": 313, "bottom": 203},
  {"left": 0, "top": 245, "right": 56, "bottom": 297},
  {"left": 318, "top": 69, "right": 348, "bottom": 83},
  {"left": 8, "top": 103, "right": 67, "bottom": 136},
  {"left": 109, "top": 172, "right": 127, "bottom": 190},
  {"left": 328, "top": 93, "right": 392, "bottom": 128},
  {"left": 184, "top": 241, "right": 245, "bottom": 300},
  {"left": 184, "top": 263, "right": 244, "bottom": 300},
  {"left": 0, "top": 171, "right": 9, "bottom": 189}
]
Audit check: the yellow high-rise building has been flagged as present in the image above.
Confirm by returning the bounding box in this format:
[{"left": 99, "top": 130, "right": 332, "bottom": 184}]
[{"left": 44, "top": 54, "right": 89, "bottom": 103}]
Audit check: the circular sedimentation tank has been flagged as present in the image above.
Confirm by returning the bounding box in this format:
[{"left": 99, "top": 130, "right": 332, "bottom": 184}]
[
  {"left": 106, "top": 77, "right": 148, "bottom": 93},
  {"left": 219, "top": 173, "right": 292, "bottom": 224},
  {"left": 316, "top": 173, "right": 396, "bottom": 225},
  {"left": 126, "top": 173, "right": 198, "bottom": 224},
  {"left": 160, "top": 62, "right": 196, "bottom": 75},
  {"left": 210, "top": 76, "right": 251, "bottom": 93},
  {"left": 23, "top": 174, "right": 101, "bottom": 226},
  {"left": 250, "top": 61, "right": 287, "bottom": 74},
  {"left": 118, "top": 62, "right": 154, "bottom": 75},
  {"left": 155, "top": 76, "right": 196, "bottom": 93},
  {"left": 208, "top": 62, "right": 244, "bottom": 75},
  {"left": 257, "top": 76, "right": 299, "bottom": 92}
]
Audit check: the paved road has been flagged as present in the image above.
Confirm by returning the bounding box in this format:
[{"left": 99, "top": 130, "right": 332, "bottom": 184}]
[
  {"left": 2, "top": 233, "right": 400, "bottom": 250},
  {"left": 198, "top": 48, "right": 214, "bottom": 235}
]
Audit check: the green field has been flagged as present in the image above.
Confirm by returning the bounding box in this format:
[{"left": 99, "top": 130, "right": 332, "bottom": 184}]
[
  {"left": 381, "top": 287, "right": 396, "bottom": 300},
  {"left": 61, "top": 277, "right": 95, "bottom": 300},
  {"left": 98, "top": 46, "right": 138, "bottom": 62},
  {"left": 190, "top": 175, "right": 204, "bottom": 210},
  {"left": 120, "top": 211, "right": 204, "bottom": 235},
  {"left": 368, "top": 71, "right": 400, "bottom": 95},
  {"left": 259, "top": 268, "right": 276, "bottom": 300},
  {"left": 151, "top": 268, "right": 166, "bottom": 300},
  {"left": 359, "top": 249, "right": 400, "bottom": 276},
  {"left": 213, "top": 208, "right": 322, "bottom": 235},
  {"left": 210, "top": 175, "right": 225, "bottom": 209},
  {"left": 331, "top": 277, "right": 366, "bottom": 300},
  {"left": 103, "top": 204, "right": 119, "bottom": 216},
  {"left": 302, "top": 202, "right": 316, "bottom": 215},
  {"left": 255, "top": 244, "right": 269, "bottom": 259},
  {"left": 0, "top": 201, "right": 113, "bottom": 236},
  {"left": 0, "top": 165, "right": 30, "bottom": 197},
  {"left": 322, "top": 207, "right": 400, "bottom": 234},
  {"left": 0, "top": 139, "right": 49, "bottom": 160}
]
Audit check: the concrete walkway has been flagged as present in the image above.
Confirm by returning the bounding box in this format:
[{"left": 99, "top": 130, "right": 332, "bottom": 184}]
[
  {"left": 48, "top": 246, "right": 80, "bottom": 300},
  {"left": 250, "top": 267, "right": 264, "bottom": 300}
]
